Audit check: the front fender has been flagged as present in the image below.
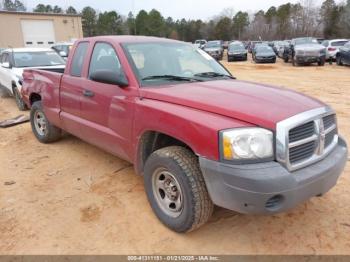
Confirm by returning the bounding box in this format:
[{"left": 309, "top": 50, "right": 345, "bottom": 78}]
[{"left": 133, "top": 98, "right": 253, "bottom": 163}]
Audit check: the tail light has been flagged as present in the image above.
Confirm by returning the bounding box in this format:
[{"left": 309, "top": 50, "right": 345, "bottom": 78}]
[{"left": 328, "top": 47, "right": 336, "bottom": 51}]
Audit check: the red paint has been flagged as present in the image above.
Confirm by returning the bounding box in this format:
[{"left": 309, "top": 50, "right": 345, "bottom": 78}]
[{"left": 21, "top": 36, "right": 325, "bottom": 167}]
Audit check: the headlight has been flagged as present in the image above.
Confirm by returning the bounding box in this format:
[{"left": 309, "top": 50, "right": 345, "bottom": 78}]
[{"left": 221, "top": 128, "right": 273, "bottom": 161}]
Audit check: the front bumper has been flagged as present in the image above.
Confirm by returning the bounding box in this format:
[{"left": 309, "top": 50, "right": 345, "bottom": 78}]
[
  {"left": 296, "top": 55, "right": 325, "bottom": 63},
  {"left": 199, "top": 137, "right": 347, "bottom": 214},
  {"left": 228, "top": 54, "right": 247, "bottom": 60},
  {"left": 207, "top": 52, "right": 222, "bottom": 59},
  {"left": 255, "top": 56, "right": 276, "bottom": 63}
]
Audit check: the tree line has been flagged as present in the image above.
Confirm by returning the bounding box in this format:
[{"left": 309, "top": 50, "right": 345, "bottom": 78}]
[{"left": 1, "top": 0, "right": 350, "bottom": 41}]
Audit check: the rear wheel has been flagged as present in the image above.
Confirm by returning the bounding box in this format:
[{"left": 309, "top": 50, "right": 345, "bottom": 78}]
[
  {"left": 336, "top": 56, "right": 343, "bottom": 66},
  {"left": 13, "top": 87, "right": 27, "bottom": 111},
  {"left": 30, "top": 101, "right": 61, "bottom": 143},
  {"left": 143, "top": 146, "right": 213, "bottom": 233}
]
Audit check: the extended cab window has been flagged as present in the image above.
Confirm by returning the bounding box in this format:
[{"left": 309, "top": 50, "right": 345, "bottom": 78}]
[
  {"left": 89, "top": 42, "right": 121, "bottom": 78},
  {"left": 70, "top": 42, "right": 88, "bottom": 77}
]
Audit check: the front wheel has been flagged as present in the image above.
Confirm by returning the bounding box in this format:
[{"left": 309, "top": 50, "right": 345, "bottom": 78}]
[
  {"left": 30, "top": 101, "right": 62, "bottom": 143},
  {"left": 318, "top": 58, "right": 325, "bottom": 66},
  {"left": 143, "top": 146, "right": 213, "bottom": 233}
]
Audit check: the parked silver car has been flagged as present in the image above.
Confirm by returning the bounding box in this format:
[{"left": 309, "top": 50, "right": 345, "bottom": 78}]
[
  {"left": 284, "top": 37, "right": 326, "bottom": 66},
  {"left": 203, "top": 40, "right": 223, "bottom": 60}
]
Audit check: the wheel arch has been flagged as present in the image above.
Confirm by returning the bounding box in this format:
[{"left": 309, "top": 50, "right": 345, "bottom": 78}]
[
  {"left": 135, "top": 130, "right": 196, "bottom": 176},
  {"left": 29, "top": 92, "right": 42, "bottom": 105},
  {"left": 11, "top": 81, "right": 17, "bottom": 94}
]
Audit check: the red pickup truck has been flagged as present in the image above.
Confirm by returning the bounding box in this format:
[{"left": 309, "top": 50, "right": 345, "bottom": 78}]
[{"left": 21, "top": 36, "right": 348, "bottom": 233}]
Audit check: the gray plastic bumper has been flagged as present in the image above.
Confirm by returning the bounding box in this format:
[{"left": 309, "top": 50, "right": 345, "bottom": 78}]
[
  {"left": 199, "top": 137, "right": 348, "bottom": 214},
  {"left": 296, "top": 55, "right": 325, "bottom": 63}
]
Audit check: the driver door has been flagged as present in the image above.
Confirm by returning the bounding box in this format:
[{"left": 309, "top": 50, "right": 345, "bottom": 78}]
[{"left": 79, "top": 42, "right": 133, "bottom": 160}]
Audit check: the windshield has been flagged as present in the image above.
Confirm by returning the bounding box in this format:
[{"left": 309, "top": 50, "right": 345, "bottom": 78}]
[
  {"left": 229, "top": 44, "right": 245, "bottom": 52},
  {"left": 205, "top": 41, "right": 221, "bottom": 48},
  {"left": 123, "top": 42, "right": 231, "bottom": 86},
  {"left": 331, "top": 41, "right": 348, "bottom": 47},
  {"left": 14, "top": 51, "right": 66, "bottom": 67},
  {"left": 294, "top": 37, "right": 318, "bottom": 45},
  {"left": 256, "top": 46, "right": 273, "bottom": 52}
]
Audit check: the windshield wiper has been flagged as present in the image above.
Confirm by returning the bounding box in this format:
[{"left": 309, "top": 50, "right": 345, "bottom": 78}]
[
  {"left": 142, "top": 75, "right": 203, "bottom": 82},
  {"left": 194, "top": 72, "right": 235, "bottom": 79}
]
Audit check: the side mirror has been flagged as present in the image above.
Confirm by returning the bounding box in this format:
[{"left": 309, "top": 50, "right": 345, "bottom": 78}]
[
  {"left": 90, "top": 70, "right": 128, "bottom": 87},
  {"left": 59, "top": 51, "right": 67, "bottom": 57},
  {"left": 2, "top": 62, "right": 11, "bottom": 68}
]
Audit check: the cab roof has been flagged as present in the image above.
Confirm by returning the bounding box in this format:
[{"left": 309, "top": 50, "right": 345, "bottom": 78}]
[{"left": 80, "top": 35, "right": 184, "bottom": 44}]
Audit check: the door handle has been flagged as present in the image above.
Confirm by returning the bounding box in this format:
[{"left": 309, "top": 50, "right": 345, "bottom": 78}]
[{"left": 83, "top": 89, "right": 94, "bottom": 97}]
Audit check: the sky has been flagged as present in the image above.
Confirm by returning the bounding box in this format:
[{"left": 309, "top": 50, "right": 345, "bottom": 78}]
[{"left": 22, "top": 0, "right": 341, "bottom": 20}]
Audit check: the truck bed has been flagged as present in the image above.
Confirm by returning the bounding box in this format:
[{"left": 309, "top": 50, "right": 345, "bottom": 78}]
[{"left": 22, "top": 69, "right": 64, "bottom": 127}]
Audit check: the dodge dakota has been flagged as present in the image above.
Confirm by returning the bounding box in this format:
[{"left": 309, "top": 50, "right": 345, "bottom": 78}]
[{"left": 21, "top": 36, "right": 348, "bottom": 233}]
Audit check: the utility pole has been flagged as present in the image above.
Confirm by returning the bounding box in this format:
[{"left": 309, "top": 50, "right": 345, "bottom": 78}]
[{"left": 132, "top": 0, "right": 137, "bottom": 35}]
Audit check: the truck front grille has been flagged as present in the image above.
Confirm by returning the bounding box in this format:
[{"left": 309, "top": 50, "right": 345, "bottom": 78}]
[
  {"left": 305, "top": 51, "right": 319, "bottom": 56},
  {"left": 289, "top": 121, "right": 315, "bottom": 143},
  {"left": 276, "top": 107, "right": 338, "bottom": 171},
  {"left": 289, "top": 141, "right": 316, "bottom": 164}
]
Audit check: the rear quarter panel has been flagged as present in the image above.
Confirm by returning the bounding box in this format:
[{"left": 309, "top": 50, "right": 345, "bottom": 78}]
[{"left": 22, "top": 69, "right": 63, "bottom": 127}]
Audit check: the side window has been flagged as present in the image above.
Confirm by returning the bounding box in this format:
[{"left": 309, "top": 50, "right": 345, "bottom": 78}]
[
  {"left": 89, "top": 42, "right": 121, "bottom": 78},
  {"left": 70, "top": 42, "right": 89, "bottom": 77}
]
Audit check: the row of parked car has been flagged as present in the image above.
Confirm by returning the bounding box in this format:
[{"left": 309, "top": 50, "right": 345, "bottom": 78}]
[
  {"left": 195, "top": 37, "right": 350, "bottom": 66},
  {"left": 1, "top": 37, "right": 349, "bottom": 112},
  {"left": 0, "top": 42, "right": 72, "bottom": 110}
]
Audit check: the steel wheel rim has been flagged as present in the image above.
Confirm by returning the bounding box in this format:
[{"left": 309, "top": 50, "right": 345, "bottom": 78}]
[
  {"left": 152, "top": 168, "right": 183, "bottom": 218},
  {"left": 34, "top": 111, "right": 47, "bottom": 136}
]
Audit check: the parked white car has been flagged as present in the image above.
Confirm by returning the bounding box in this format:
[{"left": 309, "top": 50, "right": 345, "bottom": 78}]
[
  {"left": 194, "top": 39, "right": 207, "bottom": 49},
  {"left": 51, "top": 42, "right": 74, "bottom": 60},
  {"left": 322, "top": 39, "right": 349, "bottom": 61},
  {"left": 0, "top": 48, "right": 66, "bottom": 110}
]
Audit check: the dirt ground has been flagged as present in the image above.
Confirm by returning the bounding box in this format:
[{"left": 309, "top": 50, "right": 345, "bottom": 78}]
[{"left": 0, "top": 54, "right": 349, "bottom": 255}]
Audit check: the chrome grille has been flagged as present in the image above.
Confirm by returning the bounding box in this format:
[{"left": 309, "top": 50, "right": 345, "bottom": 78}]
[
  {"left": 325, "top": 128, "right": 337, "bottom": 148},
  {"left": 276, "top": 107, "right": 338, "bottom": 171},
  {"left": 289, "top": 121, "right": 315, "bottom": 143},
  {"left": 289, "top": 141, "right": 316, "bottom": 164},
  {"left": 323, "top": 114, "right": 336, "bottom": 129},
  {"left": 305, "top": 50, "right": 319, "bottom": 56}
]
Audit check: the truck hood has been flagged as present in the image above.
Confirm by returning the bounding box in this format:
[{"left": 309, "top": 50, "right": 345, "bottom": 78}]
[
  {"left": 256, "top": 51, "right": 275, "bottom": 57},
  {"left": 141, "top": 80, "right": 325, "bottom": 130},
  {"left": 295, "top": 43, "right": 325, "bottom": 52},
  {"left": 204, "top": 47, "right": 221, "bottom": 52}
]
